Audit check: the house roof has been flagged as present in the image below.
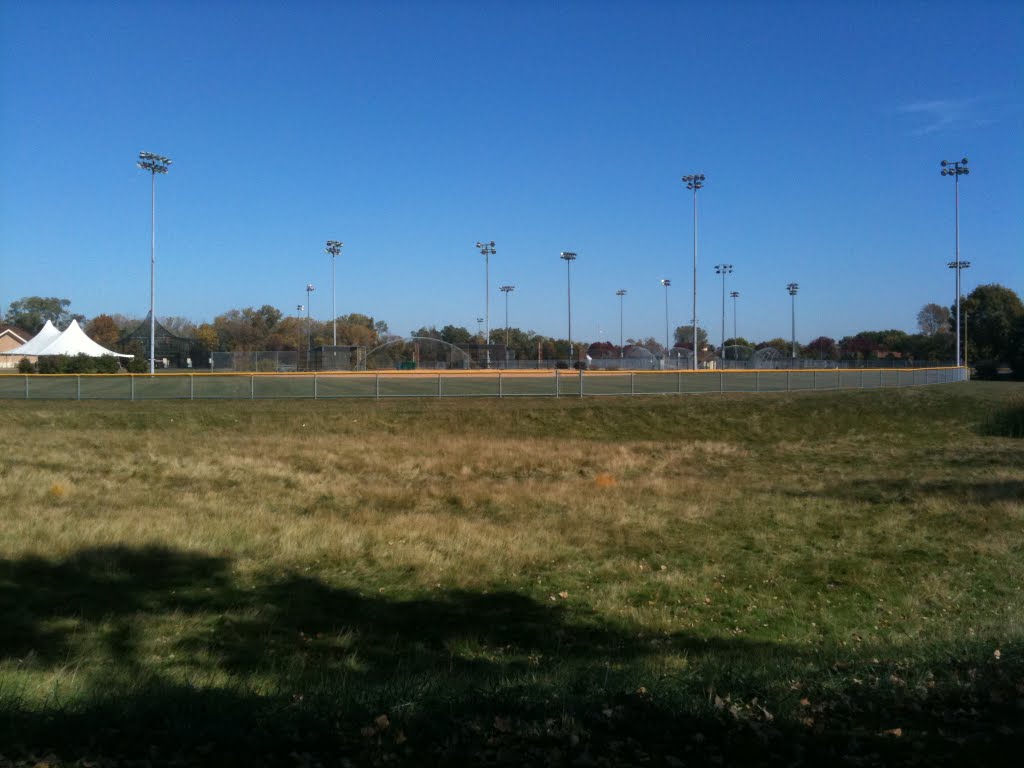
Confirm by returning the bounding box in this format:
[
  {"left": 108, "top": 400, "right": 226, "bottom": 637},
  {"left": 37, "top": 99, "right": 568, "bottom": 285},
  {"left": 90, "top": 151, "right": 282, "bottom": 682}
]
[{"left": 0, "top": 327, "right": 30, "bottom": 345}]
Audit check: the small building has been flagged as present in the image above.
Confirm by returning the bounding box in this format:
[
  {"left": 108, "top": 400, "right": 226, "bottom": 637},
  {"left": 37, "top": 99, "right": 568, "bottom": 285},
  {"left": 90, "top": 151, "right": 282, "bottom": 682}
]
[{"left": 0, "top": 326, "right": 32, "bottom": 368}]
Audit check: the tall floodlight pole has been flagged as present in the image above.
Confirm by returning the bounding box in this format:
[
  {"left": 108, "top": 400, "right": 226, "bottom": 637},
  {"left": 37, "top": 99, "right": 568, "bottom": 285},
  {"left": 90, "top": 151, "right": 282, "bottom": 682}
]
[
  {"left": 616, "top": 289, "right": 627, "bottom": 357},
  {"left": 941, "top": 158, "right": 970, "bottom": 367},
  {"left": 730, "top": 291, "right": 739, "bottom": 344},
  {"left": 682, "top": 173, "right": 705, "bottom": 369},
  {"left": 787, "top": 283, "right": 799, "bottom": 359},
  {"left": 296, "top": 304, "right": 305, "bottom": 363},
  {"left": 660, "top": 279, "right": 672, "bottom": 357},
  {"left": 476, "top": 241, "right": 496, "bottom": 365},
  {"left": 715, "top": 264, "right": 733, "bottom": 359},
  {"left": 325, "top": 240, "right": 343, "bottom": 346},
  {"left": 947, "top": 259, "right": 971, "bottom": 364},
  {"left": 560, "top": 252, "right": 577, "bottom": 364},
  {"left": 137, "top": 152, "right": 172, "bottom": 374},
  {"left": 305, "top": 283, "right": 315, "bottom": 370},
  {"left": 499, "top": 285, "right": 515, "bottom": 358}
]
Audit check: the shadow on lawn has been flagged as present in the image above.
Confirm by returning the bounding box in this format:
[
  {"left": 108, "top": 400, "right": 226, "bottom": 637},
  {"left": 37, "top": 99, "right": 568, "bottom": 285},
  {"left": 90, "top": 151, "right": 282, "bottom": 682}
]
[
  {"left": 0, "top": 546, "right": 1019, "bottom": 767},
  {"left": 787, "top": 477, "right": 1024, "bottom": 507}
]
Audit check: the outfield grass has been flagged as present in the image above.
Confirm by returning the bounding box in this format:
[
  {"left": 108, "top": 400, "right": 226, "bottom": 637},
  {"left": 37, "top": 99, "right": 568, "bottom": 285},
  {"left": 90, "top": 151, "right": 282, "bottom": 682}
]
[{"left": 0, "top": 382, "right": 1021, "bottom": 766}]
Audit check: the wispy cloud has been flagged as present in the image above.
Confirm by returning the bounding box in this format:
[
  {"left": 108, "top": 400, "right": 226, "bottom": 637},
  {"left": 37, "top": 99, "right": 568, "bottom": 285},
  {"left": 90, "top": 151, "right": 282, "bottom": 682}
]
[{"left": 897, "top": 98, "right": 985, "bottom": 135}]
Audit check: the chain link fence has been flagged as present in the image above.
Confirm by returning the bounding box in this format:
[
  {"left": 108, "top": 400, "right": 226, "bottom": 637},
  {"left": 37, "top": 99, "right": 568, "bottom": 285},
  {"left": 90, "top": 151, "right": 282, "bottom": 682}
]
[{"left": 0, "top": 366, "right": 966, "bottom": 401}]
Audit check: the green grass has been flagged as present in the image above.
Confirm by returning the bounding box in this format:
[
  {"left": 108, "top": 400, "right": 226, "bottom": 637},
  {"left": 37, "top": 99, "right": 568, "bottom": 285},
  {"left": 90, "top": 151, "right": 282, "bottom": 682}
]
[{"left": 0, "top": 382, "right": 1021, "bottom": 766}]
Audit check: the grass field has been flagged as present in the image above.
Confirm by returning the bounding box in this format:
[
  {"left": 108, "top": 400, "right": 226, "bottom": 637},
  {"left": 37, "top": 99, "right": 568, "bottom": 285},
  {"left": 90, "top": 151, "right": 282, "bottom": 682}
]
[{"left": 1, "top": 382, "right": 1022, "bottom": 766}]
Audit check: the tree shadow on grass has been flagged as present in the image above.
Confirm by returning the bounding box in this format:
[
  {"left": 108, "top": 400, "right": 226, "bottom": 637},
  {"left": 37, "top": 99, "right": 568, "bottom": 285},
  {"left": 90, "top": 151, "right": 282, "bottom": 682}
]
[
  {"left": 0, "top": 546, "right": 1019, "bottom": 766},
  {"left": 786, "top": 477, "right": 1024, "bottom": 507}
]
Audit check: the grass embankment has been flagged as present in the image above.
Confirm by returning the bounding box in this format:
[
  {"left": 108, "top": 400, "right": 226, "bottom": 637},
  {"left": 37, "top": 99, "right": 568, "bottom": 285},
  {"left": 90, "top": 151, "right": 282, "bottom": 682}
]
[{"left": 1, "top": 383, "right": 1022, "bottom": 766}]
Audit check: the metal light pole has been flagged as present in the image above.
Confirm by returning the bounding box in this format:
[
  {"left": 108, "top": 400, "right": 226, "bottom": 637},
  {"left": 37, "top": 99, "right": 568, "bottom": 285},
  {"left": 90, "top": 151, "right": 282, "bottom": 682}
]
[
  {"left": 730, "top": 290, "right": 739, "bottom": 345},
  {"left": 305, "top": 283, "right": 315, "bottom": 370},
  {"left": 941, "top": 158, "right": 970, "bottom": 367},
  {"left": 682, "top": 173, "right": 705, "bottom": 369},
  {"left": 476, "top": 241, "right": 496, "bottom": 365},
  {"left": 616, "top": 289, "right": 627, "bottom": 357},
  {"left": 499, "top": 285, "right": 515, "bottom": 359},
  {"left": 325, "top": 240, "right": 343, "bottom": 346},
  {"left": 137, "top": 152, "right": 172, "bottom": 374},
  {"left": 660, "top": 279, "right": 671, "bottom": 358},
  {"left": 787, "top": 283, "right": 799, "bottom": 359},
  {"left": 948, "top": 259, "right": 971, "bottom": 364},
  {"left": 715, "top": 264, "right": 733, "bottom": 359},
  {"left": 560, "top": 252, "right": 577, "bottom": 364},
  {"left": 296, "top": 304, "right": 305, "bottom": 365}
]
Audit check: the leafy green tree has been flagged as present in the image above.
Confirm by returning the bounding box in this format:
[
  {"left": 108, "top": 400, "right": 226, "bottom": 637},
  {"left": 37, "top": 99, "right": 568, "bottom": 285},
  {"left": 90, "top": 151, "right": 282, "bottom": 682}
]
[
  {"left": 213, "top": 305, "right": 283, "bottom": 351},
  {"left": 86, "top": 314, "right": 121, "bottom": 347},
  {"left": 961, "top": 284, "right": 1024, "bottom": 362},
  {"left": 1009, "top": 314, "right": 1024, "bottom": 378},
  {"left": 803, "top": 336, "right": 837, "bottom": 359},
  {"left": 3, "top": 297, "right": 83, "bottom": 334},
  {"left": 917, "top": 303, "right": 951, "bottom": 335},
  {"left": 160, "top": 316, "right": 197, "bottom": 337},
  {"left": 411, "top": 325, "right": 442, "bottom": 340},
  {"left": 673, "top": 325, "right": 708, "bottom": 349},
  {"left": 723, "top": 337, "right": 752, "bottom": 348},
  {"left": 440, "top": 325, "right": 472, "bottom": 344},
  {"left": 192, "top": 323, "right": 220, "bottom": 352},
  {"left": 757, "top": 338, "right": 793, "bottom": 356}
]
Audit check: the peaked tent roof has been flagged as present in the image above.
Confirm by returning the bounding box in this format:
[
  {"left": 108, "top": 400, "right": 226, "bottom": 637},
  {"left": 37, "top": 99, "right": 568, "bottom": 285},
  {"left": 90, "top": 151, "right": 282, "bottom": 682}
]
[
  {"left": 0, "top": 319, "right": 63, "bottom": 355},
  {"left": 34, "top": 320, "right": 133, "bottom": 358}
]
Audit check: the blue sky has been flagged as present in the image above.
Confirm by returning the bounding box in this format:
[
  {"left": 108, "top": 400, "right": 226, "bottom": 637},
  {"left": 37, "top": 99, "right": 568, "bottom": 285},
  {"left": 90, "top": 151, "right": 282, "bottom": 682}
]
[{"left": 1, "top": 0, "right": 1021, "bottom": 345}]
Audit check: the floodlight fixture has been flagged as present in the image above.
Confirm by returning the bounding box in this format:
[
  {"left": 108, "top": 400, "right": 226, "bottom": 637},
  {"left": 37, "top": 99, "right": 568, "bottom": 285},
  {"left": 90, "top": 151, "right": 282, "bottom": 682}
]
[
  {"left": 660, "top": 279, "right": 672, "bottom": 356},
  {"left": 729, "top": 291, "right": 740, "bottom": 343},
  {"left": 304, "top": 285, "right": 315, "bottom": 370},
  {"left": 499, "top": 285, "right": 516, "bottom": 354},
  {"left": 715, "top": 264, "right": 733, "bottom": 360},
  {"left": 940, "top": 156, "right": 971, "bottom": 366},
  {"left": 475, "top": 240, "right": 497, "bottom": 365},
  {"left": 325, "top": 240, "right": 344, "bottom": 345},
  {"left": 616, "top": 289, "right": 627, "bottom": 356},
  {"left": 137, "top": 150, "right": 173, "bottom": 374},
  {"left": 681, "top": 171, "right": 706, "bottom": 368},
  {"left": 787, "top": 283, "right": 799, "bottom": 359},
  {"left": 560, "top": 252, "right": 577, "bottom": 363}
]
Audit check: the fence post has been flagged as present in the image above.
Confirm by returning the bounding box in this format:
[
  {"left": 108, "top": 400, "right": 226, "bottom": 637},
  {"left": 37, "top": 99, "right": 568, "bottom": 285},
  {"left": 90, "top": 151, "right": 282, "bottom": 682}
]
[
  {"left": 77, "top": 376, "right": 81, "bottom": 401},
  {"left": 498, "top": 370, "right": 503, "bottom": 398},
  {"left": 130, "top": 375, "right": 135, "bottom": 401},
  {"left": 579, "top": 367, "right": 583, "bottom": 399},
  {"left": 438, "top": 372, "right": 442, "bottom": 398},
  {"left": 314, "top": 373, "right": 318, "bottom": 400},
  {"left": 812, "top": 370, "right": 815, "bottom": 390},
  {"left": 375, "top": 373, "right": 380, "bottom": 400},
  {"left": 630, "top": 372, "right": 635, "bottom": 395},
  {"left": 555, "top": 368, "right": 560, "bottom": 398},
  {"left": 677, "top": 370, "right": 681, "bottom": 394},
  {"left": 860, "top": 370, "right": 864, "bottom": 389},
  {"left": 720, "top": 370, "right": 724, "bottom": 393},
  {"left": 755, "top": 370, "right": 760, "bottom": 392},
  {"left": 190, "top": 374, "right": 194, "bottom": 400},
  {"left": 24, "top": 375, "right": 29, "bottom": 400},
  {"left": 250, "top": 374, "right": 255, "bottom": 400},
  {"left": 787, "top": 370, "right": 791, "bottom": 391}
]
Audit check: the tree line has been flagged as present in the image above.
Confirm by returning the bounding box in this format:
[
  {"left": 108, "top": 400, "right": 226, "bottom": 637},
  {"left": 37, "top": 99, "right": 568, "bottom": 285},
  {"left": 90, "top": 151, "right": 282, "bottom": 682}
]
[{"left": 4, "top": 284, "right": 1023, "bottom": 374}]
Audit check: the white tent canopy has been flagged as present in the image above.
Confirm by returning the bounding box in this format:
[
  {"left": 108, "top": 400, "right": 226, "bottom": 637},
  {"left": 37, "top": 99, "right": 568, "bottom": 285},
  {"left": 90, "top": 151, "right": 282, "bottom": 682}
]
[
  {"left": 2, "top": 319, "right": 132, "bottom": 358},
  {"left": 0, "top": 319, "right": 62, "bottom": 355}
]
